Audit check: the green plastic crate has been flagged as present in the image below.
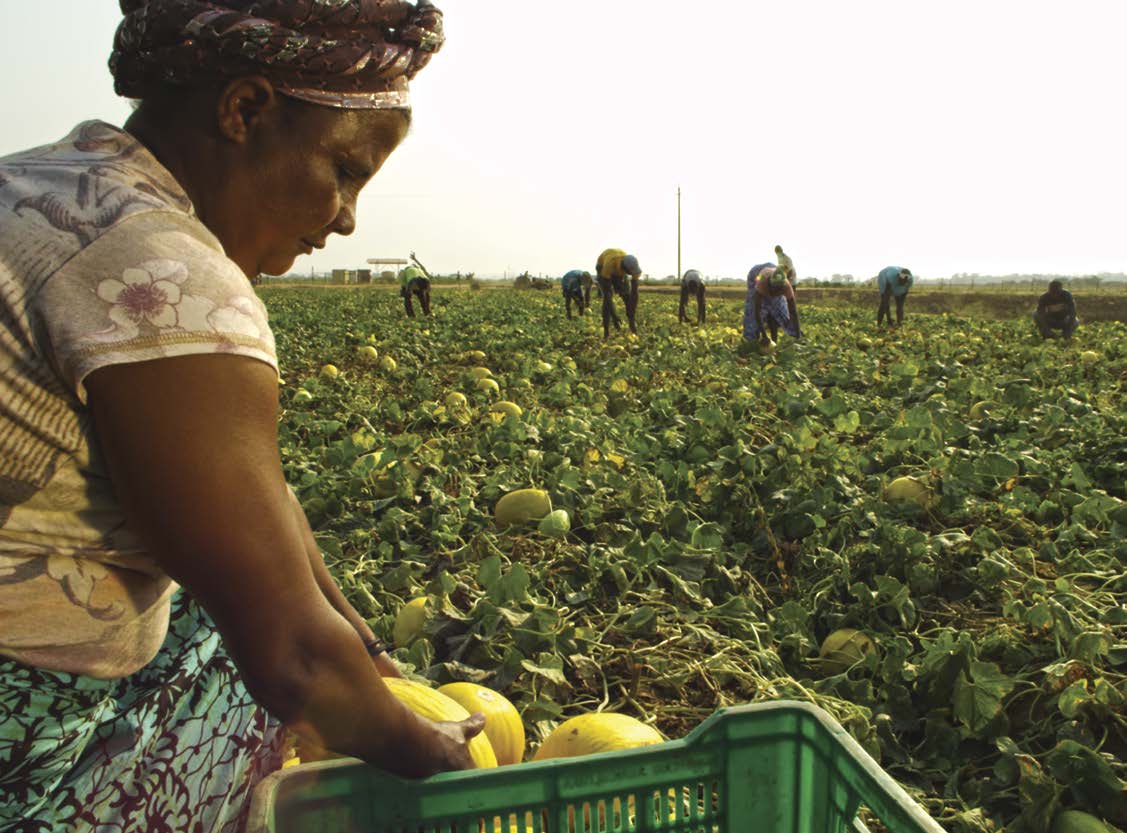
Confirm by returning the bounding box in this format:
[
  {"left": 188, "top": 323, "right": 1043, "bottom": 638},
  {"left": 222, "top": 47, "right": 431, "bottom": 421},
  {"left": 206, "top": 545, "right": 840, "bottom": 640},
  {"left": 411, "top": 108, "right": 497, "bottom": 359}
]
[{"left": 246, "top": 700, "right": 944, "bottom": 833}]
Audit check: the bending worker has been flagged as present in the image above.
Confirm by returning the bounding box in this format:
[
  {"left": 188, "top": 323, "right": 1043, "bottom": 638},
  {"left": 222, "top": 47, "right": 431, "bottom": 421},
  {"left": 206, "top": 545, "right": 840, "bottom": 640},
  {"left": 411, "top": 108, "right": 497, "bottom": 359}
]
[
  {"left": 595, "top": 248, "right": 643, "bottom": 338},
  {"left": 561, "top": 269, "right": 590, "bottom": 319},
  {"left": 744, "top": 263, "right": 802, "bottom": 344},
  {"left": 400, "top": 251, "right": 433, "bottom": 317},
  {"left": 1033, "top": 279, "right": 1079, "bottom": 340},
  {"left": 679, "top": 269, "right": 706, "bottom": 325},
  {"left": 877, "top": 266, "right": 914, "bottom": 327}
]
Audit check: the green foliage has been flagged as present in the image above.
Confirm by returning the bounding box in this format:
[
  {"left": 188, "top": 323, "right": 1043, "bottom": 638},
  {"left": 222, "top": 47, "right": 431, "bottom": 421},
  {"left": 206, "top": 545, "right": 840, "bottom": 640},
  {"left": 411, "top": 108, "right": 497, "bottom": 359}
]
[{"left": 266, "top": 287, "right": 1127, "bottom": 832}]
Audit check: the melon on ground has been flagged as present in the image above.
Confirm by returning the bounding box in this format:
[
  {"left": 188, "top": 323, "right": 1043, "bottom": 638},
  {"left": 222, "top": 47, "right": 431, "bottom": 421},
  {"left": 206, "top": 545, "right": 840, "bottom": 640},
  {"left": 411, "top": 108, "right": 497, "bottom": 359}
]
[
  {"left": 818, "top": 628, "right": 877, "bottom": 674},
  {"left": 392, "top": 597, "right": 429, "bottom": 647},
  {"left": 883, "top": 476, "right": 935, "bottom": 509},
  {"left": 494, "top": 489, "right": 552, "bottom": 528}
]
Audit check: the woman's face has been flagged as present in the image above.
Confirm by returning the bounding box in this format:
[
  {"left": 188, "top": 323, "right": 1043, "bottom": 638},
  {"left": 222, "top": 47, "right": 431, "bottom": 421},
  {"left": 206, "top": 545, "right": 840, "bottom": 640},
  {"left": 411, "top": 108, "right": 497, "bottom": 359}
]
[{"left": 238, "top": 101, "right": 410, "bottom": 276}]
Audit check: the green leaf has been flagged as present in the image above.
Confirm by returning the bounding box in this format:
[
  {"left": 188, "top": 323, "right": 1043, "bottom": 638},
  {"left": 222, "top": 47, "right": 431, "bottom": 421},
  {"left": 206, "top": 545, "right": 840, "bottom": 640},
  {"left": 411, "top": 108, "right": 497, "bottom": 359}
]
[
  {"left": 520, "top": 653, "right": 570, "bottom": 687},
  {"left": 953, "top": 660, "right": 1015, "bottom": 734}
]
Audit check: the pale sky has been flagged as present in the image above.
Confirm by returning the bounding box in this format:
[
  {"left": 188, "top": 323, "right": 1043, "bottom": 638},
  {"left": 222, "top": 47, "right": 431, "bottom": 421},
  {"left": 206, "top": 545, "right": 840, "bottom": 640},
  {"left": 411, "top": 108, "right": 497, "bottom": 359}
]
[{"left": 2, "top": 2, "right": 1125, "bottom": 281}]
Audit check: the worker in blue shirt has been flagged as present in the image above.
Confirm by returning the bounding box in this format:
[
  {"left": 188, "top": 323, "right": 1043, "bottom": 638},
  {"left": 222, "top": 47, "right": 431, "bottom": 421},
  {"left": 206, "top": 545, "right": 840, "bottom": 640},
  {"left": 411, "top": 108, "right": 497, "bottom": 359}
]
[
  {"left": 561, "top": 270, "right": 590, "bottom": 319},
  {"left": 877, "top": 266, "right": 914, "bottom": 327}
]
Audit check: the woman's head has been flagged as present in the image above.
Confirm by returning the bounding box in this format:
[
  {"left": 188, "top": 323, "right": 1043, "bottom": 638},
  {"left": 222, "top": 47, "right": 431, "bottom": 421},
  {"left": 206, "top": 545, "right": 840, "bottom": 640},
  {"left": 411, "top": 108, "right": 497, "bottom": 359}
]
[{"left": 111, "top": 1, "right": 442, "bottom": 277}]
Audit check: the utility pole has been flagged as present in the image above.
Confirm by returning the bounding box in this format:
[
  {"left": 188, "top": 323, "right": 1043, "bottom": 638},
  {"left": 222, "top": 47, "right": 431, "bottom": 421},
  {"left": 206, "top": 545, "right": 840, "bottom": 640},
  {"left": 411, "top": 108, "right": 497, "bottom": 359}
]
[{"left": 676, "top": 186, "right": 682, "bottom": 281}]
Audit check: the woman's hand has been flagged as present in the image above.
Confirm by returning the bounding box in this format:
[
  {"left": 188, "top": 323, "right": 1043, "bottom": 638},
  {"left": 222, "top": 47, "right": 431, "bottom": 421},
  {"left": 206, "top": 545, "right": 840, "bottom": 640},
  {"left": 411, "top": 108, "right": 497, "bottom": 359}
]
[{"left": 395, "top": 711, "right": 487, "bottom": 778}]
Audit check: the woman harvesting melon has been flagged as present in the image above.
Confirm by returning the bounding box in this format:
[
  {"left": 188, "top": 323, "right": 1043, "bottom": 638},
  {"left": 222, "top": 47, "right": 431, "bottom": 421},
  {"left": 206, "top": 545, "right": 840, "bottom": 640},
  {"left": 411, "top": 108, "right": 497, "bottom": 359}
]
[
  {"left": 743, "top": 262, "right": 803, "bottom": 346},
  {"left": 0, "top": 2, "right": 484, "bottom": 829}
]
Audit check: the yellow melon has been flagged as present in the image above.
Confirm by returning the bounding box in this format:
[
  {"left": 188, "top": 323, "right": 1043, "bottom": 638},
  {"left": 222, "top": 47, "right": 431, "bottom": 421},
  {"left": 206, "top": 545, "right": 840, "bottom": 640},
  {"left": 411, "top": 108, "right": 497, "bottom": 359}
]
[
  {"left": 392, "top": 597, "right": 429, "bottom": 648},
  {"left": 437, "top": 683, "right": 525, "bottom": 766},
  {"left": 489, "top": 401, "right": 523, "bottom": 419},
  {"left": 532, "top": 713, "right": 663, "bottom": 761},
  {"left": 884, "top": 476, "right": 935, "bottom": 509},
  {"left": 383, "top": 677, "right": 497, "bottom": 768}
]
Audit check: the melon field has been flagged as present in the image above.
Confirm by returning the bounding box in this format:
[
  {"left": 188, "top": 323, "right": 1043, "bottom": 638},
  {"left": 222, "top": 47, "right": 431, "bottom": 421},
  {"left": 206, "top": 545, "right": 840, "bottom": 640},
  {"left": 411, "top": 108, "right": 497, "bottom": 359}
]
[{"left": 266, "top": 286, "right": 1126, "bottom": 833}]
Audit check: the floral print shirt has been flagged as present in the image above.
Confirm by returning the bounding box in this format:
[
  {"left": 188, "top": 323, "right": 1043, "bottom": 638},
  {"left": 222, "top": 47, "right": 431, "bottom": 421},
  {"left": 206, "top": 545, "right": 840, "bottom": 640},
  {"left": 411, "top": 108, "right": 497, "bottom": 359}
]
[{"left": 0, "top": 122, "right": 277, "bottom": 678}]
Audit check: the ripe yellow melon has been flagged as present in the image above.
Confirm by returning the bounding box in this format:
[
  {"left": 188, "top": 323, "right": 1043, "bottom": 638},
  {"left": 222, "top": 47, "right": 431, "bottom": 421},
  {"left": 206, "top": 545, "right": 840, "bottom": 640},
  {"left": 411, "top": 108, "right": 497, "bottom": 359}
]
[
  {"left": 383, "top": 677, "right": 497, "bottom": 768},
  {"left": 818, "top": 628, "right": 877, "bottom": 674},
  {"left": 319, "top": 363, "right": 340, "bottom": 380},
  {"left": 445, "top": 391, "right": 468, "bottom": 411},
  {"left": 489, "top": 401, "right": 523, "bottom": 419},
  {"left": 437, "top": 682, "right": 525, "bottom": 766},
  {"left": 610, "top": 378, "right": 629, "bottom": 393},
  {"left": 378, "top": 355, "right": 397, "bottom": 373},
  {"left": 469, "top": 366, "right": 494, "bottom": 380},
  {"left": 533, "top": 713, "right": 663, "bottom": 761},
  {"left": 476, "top": 377, "right": 501, "bottom": 396},
  {"left": 464, "top": 350, "right": 487, "bottom": 363},
  {"left": 969, "top": 401, "right": 992, "bottom": 420},
  {"left": 494, "top": 489, "right": 552, "bottom": 528},
  {"left": 1079, "top": 351, "right": 1099, "bottom": 365},
  {"left": 884, "top": 476, "right": 935, "bottom": 509},
  {"left": 392, "top": 597, "right": 429, "bottom": 648}
]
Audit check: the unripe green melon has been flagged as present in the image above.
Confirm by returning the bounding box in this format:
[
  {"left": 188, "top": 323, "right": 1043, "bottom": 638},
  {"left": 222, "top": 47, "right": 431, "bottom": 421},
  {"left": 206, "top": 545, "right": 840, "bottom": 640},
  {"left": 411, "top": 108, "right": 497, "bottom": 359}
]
[
  {"left": 884, "top": 476, "right": 935, "bottom": 509},
  {"left": 1052, "top": 810, "right": 1111, "bottom": 833},
  {"left": 495, "top": 489, "right": 552, "bottom": 528},
  {"left": 538, "top": 509, "right": 570, "bottom": 538},
  {"left": 818, "top": 628, "right": 876, "bottom": 674}
]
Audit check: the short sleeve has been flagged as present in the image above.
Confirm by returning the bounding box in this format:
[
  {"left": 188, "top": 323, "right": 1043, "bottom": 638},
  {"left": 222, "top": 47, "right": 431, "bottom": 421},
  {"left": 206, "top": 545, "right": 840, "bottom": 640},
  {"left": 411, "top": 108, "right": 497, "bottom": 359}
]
[{"left": 36, "top": 211, "right": 278, "bottom": 403}]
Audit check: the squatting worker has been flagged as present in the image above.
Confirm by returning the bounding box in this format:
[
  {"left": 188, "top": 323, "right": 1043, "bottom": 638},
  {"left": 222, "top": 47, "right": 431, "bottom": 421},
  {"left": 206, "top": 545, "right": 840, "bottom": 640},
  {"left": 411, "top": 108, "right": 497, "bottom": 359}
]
[
  {"left": 561, "top": 269, "right": 590, "bottom": 319},
  {"left": 1033, "top": 280, "right": 1079, "bottom": 340},
  {"left": 679, "top": 269, "right": 706, "bottom": 325},
  {"left": 0, "top": 2, "right": 486, "bottom": 831},
  {"left": 743, "top": 263, "right": 803, "bottom": 344},
  {"left": 595, "top": 248, "right": 643, "bottom": 338},
  {"left": 877, "top": 266, "right": 914, "bottom": 327},
  {"left": 400, "top": 251, "right": 433, "bottom": 317}
]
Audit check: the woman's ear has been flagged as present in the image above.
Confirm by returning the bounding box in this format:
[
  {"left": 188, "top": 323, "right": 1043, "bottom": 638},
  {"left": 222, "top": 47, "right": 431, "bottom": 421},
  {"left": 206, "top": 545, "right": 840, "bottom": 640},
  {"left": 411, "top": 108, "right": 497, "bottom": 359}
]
[{"left": 215, "top": 76, "right": 279, "bottom": 144}]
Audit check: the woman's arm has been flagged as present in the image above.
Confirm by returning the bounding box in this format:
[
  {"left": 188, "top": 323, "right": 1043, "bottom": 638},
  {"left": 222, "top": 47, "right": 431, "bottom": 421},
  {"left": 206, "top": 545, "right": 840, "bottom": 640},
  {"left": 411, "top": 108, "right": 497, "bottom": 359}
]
[
  {"left": 288, "top": 489, "right": 403, "bottom": 678},
  {"left": 86, "top": 354, "right": 478, "bottom": 775}
]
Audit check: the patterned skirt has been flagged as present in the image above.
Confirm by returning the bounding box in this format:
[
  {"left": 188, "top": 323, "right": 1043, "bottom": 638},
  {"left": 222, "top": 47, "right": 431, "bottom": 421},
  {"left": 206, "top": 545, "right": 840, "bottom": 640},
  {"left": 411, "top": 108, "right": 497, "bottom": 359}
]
[
  {"left": 743, "top": 293, "right": 799, "bottom": 340},
  {"left": 0, "top": 591, "right": 286, "bottom": 833}
]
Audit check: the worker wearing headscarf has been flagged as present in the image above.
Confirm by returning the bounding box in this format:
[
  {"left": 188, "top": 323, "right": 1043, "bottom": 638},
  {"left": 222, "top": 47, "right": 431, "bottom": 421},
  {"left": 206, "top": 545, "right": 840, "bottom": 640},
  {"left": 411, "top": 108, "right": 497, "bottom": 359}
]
[
  {"left": 0, "top": 4, "right": 481, "bottom": 832},
  {"left": 743, "top": 263, "right": 802, "bottom": 344},
  {"left": 595, "top": 248, "right": 643, "bottom": 339}
]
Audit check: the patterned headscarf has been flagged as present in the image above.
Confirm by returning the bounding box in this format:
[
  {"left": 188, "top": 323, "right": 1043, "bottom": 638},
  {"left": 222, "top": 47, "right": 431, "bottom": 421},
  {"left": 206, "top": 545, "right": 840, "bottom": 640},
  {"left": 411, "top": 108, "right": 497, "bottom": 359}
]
[{"left": 110, "top": 0, "right": 444, "bottom": 110}]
